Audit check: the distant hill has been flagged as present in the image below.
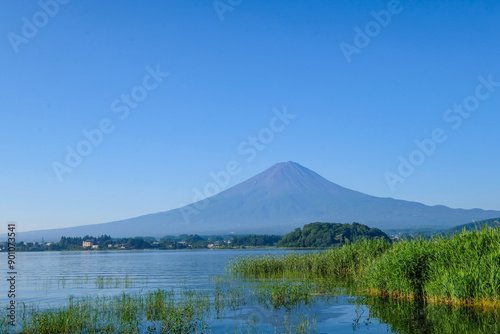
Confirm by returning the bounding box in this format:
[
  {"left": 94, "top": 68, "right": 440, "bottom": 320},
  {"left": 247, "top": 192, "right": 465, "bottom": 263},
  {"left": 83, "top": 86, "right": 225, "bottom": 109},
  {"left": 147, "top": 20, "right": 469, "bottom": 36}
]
[
  {"left": 442, "top": 218, "right": 500, "bottom": 237},
  {"left": 278, "top": 222, "right": 390, "bottom": 248},
  {"left": 9, "top": 162, "right": 500, "bottom": 242}
]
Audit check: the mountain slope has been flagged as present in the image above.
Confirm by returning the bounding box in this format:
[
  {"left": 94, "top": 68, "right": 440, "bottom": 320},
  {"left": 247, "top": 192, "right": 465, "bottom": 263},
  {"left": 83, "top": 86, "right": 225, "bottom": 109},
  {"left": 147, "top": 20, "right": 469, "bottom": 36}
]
[
  {"left": 442, "top": 217, "right": 500, "bottom": 236},
  {"left": 13, "top": 162, "right": 500, "bottom": 241}
]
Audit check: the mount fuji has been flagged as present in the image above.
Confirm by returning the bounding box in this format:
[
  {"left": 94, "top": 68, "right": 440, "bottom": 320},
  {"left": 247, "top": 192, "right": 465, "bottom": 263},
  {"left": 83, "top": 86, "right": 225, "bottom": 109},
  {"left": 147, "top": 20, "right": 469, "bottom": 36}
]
[{"left": 15, "top": 162, "right": 500, "bottom": 241}]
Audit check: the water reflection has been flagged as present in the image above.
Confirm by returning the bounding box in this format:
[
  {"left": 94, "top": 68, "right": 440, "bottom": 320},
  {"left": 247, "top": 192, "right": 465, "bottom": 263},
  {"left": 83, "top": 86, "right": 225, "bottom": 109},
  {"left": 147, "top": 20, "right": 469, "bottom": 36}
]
[{"left": 357, "top": 295, "right": 500, "bottom": 334}]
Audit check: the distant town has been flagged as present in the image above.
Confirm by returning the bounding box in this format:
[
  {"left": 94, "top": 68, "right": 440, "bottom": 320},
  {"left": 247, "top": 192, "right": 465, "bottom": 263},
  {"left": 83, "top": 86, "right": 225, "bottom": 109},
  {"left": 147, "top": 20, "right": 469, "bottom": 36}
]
[
  {"left": 0, "top": 234, "right": 282, "bottom": 252},
  {"left": 0, "top": 222, "right": 426, "bottom": 252}
]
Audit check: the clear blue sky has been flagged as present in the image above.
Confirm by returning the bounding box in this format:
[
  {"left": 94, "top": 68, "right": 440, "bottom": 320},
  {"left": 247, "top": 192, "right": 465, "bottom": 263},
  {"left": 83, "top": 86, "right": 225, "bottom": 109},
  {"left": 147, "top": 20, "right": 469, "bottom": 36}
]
[{"left": 1, "top": 0, "right": 499, "bottom": 232}]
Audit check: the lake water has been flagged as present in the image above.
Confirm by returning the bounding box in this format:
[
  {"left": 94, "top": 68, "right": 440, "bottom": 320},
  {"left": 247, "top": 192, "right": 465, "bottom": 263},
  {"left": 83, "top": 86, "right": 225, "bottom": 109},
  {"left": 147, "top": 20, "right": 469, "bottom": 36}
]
[{"left": 2, "top": 249, "right": 498, "bottom": 333}]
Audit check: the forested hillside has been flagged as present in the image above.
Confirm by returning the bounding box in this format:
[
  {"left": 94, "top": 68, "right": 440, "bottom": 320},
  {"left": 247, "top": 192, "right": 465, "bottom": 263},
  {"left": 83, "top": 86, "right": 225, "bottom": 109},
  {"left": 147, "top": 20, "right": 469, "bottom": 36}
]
[{"left": 277, "top": 222, "right": 390, "bottom": 248}]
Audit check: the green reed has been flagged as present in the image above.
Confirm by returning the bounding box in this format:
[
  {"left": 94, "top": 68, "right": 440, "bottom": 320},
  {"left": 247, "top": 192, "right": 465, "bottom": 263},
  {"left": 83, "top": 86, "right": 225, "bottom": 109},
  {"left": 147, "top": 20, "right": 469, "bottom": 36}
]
[
  {"left": 254, "top": 280, "right": 315, "bottom": 312},
  {"left": 228, "top": 237, "right": 390, "bottom": 283},
  {"left": 11, "top": 289, "right": 210, "bottom": 334},
  {"left": 230, "top": 228, "right": 500, "bottom": 307},
  {"left": 365, "top": 227, "right": 500, "bottom": 305}
]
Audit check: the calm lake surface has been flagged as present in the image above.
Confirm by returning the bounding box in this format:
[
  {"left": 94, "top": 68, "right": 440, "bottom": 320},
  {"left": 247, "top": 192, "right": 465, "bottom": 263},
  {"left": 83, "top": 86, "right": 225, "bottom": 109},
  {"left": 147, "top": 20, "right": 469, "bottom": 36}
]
[{"left": 2, "top": 249, "right": 498, "bottom": 333}]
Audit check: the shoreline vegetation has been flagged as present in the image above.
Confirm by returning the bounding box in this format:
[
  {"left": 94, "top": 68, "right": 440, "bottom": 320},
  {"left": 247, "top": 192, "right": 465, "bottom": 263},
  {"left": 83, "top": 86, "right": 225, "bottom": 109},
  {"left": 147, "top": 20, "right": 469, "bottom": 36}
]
[
  {"left": 228, "top": 227, "right": 500, "bottom": 310},
  {"left": 1, "top": 222, "right": 390, "bottom": 252},
  {"left": 4, "top": 219, "right": 497, "bottom": 253}
]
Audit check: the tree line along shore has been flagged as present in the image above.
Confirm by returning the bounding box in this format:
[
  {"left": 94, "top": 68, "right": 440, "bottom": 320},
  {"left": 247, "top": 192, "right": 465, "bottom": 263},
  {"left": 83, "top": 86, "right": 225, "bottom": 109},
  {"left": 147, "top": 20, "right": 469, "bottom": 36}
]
[{"left": 0, "top": 222, "right": 391, "bottom": 252}]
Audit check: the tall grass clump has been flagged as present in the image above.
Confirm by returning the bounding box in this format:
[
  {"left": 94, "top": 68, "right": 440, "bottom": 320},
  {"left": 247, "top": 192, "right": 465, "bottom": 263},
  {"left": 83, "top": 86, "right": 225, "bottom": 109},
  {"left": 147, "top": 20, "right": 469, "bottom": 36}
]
[
  {"left": 365, "top": 227, "right": 500, "bottom": 306},
  {"left": 228, "top": 238, "right": 391, "bottom": 282},
  {"left": 254, "top": 280, "right": 316, "bottom": 311},
  {"left": 425, "top": 227, "right": 500, "bottom": 305},
  {"left": 231, "top": 228, "right": 500, "bottom": 308},
  {"left": 363, "top": 238, "right": 435, "bottom": 297}
]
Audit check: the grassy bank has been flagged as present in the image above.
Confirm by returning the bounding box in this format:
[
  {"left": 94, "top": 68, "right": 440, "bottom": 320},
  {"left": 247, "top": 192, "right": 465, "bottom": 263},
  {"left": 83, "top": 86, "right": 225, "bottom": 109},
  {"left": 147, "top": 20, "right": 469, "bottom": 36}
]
[{"left": 229, "top": 227, "right": 500, "bottom": 308}]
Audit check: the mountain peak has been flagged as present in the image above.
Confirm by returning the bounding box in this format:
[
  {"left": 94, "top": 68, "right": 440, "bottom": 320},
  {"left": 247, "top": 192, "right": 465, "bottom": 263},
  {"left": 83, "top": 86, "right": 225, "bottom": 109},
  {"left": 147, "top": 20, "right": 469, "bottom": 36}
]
[
  {"left": 267, "top": 161, "right": 311, "bottom": 175},
  {"left": 218, "top": 161, "right": 347, "bottom": 198},
  {"left": 271, "top": 161, "right": 304, "bottom": 168},
  {"left": 265, "top": 161, "right": 310, "bottom": 176}
]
